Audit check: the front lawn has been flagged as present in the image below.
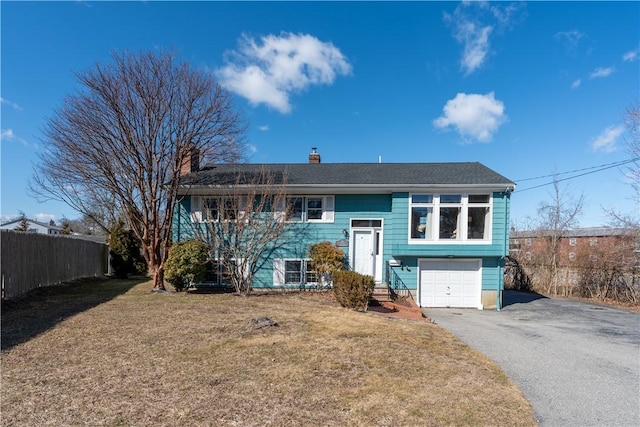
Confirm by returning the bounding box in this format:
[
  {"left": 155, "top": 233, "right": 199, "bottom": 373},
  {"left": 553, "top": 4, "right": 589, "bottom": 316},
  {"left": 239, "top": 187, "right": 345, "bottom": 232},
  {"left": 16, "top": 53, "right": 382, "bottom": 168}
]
[{"left": 1, "top": 279, "right": 536, "bottom": 426}]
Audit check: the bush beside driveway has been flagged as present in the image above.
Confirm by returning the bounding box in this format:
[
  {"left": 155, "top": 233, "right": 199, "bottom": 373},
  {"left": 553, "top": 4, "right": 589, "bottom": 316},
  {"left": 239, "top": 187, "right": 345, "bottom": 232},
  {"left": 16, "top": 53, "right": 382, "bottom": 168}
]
[{"left": 425, "top": 291, "right": 640, "bottom": 427}]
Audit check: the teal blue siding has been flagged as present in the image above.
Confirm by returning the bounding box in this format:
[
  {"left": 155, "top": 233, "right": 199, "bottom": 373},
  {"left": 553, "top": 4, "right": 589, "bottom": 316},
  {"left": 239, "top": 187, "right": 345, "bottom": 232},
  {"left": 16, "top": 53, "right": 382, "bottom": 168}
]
[
  {"left": 383, "top": 191, "right": 509, "bottom": 293},
  {"left": 387, "top": 192, "right": 509, "bottom": 257},
  {"left": 172, "top": 197, "right": 192, "bottom": 243},
  {"left": 172, "top": 191, "right": 511, "bottom": 296}
]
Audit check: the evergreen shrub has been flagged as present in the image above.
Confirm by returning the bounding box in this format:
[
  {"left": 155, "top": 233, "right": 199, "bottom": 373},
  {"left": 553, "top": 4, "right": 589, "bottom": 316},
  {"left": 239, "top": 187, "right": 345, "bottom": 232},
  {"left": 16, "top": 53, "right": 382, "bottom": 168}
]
[
  {"left": 164, "top": 239, "right": 209, "bottom": 291},
  {"left": 333, "top": 270, "right": 375, "bottom": 312},
  {"left": 108, "top": 220, "right": 147, "bottom": 278}
]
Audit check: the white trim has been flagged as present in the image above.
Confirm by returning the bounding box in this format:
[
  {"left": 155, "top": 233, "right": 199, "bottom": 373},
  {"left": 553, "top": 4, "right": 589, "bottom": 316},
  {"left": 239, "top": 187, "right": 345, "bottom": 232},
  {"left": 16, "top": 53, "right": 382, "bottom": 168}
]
[
  {"left": 408, "top": 193, "right": 493, "bottom": 244},
  {"left": 179, "top": 184, "right": 515, "bottom": 195},
  {"left": 280, "top": 195, "right": 335, "bottom": 223},
  {"left": 348, "top": 218, "right": 384, "bottom": 283},
  {"left": 272, "top": 258, "right": 318, "bottom": 287}
]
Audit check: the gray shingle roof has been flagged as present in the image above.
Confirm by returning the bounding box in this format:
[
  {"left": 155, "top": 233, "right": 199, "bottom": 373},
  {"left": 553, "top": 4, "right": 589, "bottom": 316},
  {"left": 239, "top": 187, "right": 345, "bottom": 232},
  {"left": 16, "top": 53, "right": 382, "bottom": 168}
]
[{"left": 180, "top": 162, "right": 515, "bottom": 188}]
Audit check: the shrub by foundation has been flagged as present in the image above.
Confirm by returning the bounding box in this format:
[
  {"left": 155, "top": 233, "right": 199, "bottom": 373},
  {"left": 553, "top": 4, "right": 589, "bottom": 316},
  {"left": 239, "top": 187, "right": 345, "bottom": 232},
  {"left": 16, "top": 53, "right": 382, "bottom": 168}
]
[
  {"left": 333, "top": 270, "right": 375, "bottom": 312},
  {"left": 164, "top": 239, "right": 208, "bottom": 291}
]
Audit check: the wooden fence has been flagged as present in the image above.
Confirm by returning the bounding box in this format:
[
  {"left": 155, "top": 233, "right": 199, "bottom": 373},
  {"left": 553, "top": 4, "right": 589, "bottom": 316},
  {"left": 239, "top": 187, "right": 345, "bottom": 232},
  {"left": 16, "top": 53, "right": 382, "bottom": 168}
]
[{"left": 1, "top": 230, "right": 109, "bottom": 299}]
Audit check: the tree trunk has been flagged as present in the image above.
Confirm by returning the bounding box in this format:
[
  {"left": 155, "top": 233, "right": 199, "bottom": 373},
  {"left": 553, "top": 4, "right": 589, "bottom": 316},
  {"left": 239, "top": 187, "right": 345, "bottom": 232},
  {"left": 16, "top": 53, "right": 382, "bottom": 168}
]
[{"left": 152, "top": 265, "right": 166, "bottom": 290}]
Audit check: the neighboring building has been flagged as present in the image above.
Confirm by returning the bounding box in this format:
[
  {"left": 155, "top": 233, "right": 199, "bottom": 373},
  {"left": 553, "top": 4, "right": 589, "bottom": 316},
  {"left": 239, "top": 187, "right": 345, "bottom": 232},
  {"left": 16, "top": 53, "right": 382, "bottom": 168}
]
[
  {"left": 173, "top": 149, "right": 515, "bottom": 310},
  {"left": 511, "top": 227, "right": 639, "bottom": 266},
  {"left": 0, "top": 218, "right": 63, "bottom": 235}
]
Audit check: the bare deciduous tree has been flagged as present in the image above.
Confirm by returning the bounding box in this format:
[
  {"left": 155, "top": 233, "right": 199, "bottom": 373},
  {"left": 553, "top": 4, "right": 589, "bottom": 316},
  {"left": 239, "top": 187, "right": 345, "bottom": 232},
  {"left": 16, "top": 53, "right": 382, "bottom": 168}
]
[
  {"left": 534, "top": 178, "right": 584, "bottom": 294},
  {"left": 183, "top": 168, "right": 305, "bottom": 295},
  {"left": 623, "top": 101, "right": 640, "bottom": 204},
  {"left": 607, "top": 102, "right": 640, "bottom": 229},
  {"left": 31, "top": 49, "right": 245, "bottom": 290}
]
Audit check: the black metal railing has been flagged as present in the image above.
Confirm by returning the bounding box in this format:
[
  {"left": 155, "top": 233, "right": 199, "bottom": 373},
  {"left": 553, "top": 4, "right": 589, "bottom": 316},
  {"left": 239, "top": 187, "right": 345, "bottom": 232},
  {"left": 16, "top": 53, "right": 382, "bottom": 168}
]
[{"left": 385, "top": 261, "right": 412, "bottom": 299}]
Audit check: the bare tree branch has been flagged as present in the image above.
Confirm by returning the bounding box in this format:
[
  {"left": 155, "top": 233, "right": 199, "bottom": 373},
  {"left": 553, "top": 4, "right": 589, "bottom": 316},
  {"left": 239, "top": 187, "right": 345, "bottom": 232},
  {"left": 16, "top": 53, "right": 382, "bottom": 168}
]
[
  {"left": 30, "top": 49, "right": 245, "bottom": 290},
  {"left": 179, "top": 168, "right": 306, "bottom": 295}
]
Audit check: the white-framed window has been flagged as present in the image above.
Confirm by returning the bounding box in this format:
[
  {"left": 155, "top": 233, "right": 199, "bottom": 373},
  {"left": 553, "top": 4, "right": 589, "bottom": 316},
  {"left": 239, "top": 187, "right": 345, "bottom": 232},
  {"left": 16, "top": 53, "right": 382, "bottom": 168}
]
[
  {"left": 409, "top": 194, "right": 491, "bottom": 242},
  {"left": 282, "top": 196, "right": 334, "bottom": 223},
  {"left": 202, "top": 260, "right": 236, "bottom": 286},
  {"left": 190, "top": 196, "right": 246, "bottom": 223},
  {"left": 525, "top": 252, "right": 532, "bottom": 261},
  {"left": 569, "top": 238, "right": 577, "bottom": 247},
  {"left": 525, "top": 238, "right": 532, "bottom": 246},
  {"left": 590, "top": 238, "right": 598, "bottom": 247},
  {"left": 568, "top": 252, "right": 576, "bottom": 261},
  {"left": 273, "top": 259, "right": 318, "bottom": 286}
]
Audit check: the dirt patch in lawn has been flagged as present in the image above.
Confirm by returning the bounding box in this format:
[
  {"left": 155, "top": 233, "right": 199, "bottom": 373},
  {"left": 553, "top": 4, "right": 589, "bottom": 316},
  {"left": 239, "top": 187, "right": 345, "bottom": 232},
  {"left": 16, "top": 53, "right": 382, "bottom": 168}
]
[{"left": 1, "top": 279, "right": 536, "bottom": 426}]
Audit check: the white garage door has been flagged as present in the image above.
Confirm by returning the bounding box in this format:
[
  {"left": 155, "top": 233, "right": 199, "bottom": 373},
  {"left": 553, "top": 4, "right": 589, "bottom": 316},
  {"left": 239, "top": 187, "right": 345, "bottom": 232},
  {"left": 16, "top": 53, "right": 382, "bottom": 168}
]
[{"left": 419, "top": 259, "right": 481, "bottom": 308}]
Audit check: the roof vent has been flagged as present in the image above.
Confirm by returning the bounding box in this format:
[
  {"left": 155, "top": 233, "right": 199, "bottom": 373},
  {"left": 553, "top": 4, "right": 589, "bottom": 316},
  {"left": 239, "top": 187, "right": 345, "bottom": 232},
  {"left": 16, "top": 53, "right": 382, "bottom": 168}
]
[{"left": 309, "top": 147, "right": 321, "bottom": 164}]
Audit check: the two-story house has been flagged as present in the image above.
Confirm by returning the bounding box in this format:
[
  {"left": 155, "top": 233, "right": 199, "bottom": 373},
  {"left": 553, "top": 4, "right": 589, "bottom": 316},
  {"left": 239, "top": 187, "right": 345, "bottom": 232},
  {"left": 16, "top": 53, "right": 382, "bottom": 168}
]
[{"left": 173, "top": 149, "right": 515, "bottom": 310}]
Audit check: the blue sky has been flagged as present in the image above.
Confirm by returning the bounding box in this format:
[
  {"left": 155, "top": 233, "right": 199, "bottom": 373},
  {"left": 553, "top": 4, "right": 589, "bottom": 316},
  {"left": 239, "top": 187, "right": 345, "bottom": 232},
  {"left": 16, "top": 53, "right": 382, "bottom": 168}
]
[{"left": 1, "top": 1, "right": 638, "bottom": 228}]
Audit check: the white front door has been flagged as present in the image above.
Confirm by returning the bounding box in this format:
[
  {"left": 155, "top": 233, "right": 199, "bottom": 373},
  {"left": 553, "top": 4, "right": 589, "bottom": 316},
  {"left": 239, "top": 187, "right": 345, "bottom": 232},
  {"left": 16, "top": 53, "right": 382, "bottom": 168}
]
[{"left": 353, "top": 230, "right": 374, "bottom": 278}]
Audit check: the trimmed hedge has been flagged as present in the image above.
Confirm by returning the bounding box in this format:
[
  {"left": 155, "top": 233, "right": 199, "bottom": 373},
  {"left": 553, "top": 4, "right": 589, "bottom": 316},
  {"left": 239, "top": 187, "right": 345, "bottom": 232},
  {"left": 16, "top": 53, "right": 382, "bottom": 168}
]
[{"left": 333, "top": 270, "right": 375, "bottom": 312}]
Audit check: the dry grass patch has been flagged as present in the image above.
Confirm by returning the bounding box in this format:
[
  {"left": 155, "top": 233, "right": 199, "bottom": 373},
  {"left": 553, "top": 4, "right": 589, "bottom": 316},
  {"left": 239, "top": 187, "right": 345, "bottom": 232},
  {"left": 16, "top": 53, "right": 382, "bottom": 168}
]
[{"left": 2, "top": 279, "right": 535, "bottom": 426}]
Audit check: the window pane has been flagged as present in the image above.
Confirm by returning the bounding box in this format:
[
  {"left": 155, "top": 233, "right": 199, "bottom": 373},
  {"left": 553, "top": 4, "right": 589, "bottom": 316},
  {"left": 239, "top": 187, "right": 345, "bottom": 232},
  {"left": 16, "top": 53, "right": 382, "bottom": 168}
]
[
  {"left": 305, "top": 261, "right": 318, "bottom": 284},
  {"left": 307, "top": 198, "right": 323, "bottom": 220},
  {"left": 439, "top": 207, "right": 461, "bottom": 239},
  {"left": 411, "top": 194, "right": 433, "bottom": 204},
  {"left": 287, "top": 197, "right": 304, "bottom": 221},
  {"left": 440, "top": 194, "right": 461, "bottom": 203},
  {"left": 411, "top": 207, "right": 433, "bottom": 239},
  {"left": 351, "top": 219, "right": 382, "bottom": 228},
  {"left": 285, "top": 260, "right": 302, "bottom": 284},
  {"left": 203, "top": 198, "right": 219, "bottom": 221},
  {"left": 469, "top": 195, "right": 490, "bottom": 203},
  {"left": 307, "top": 199, "right": 322, "bottom": 209},
  {"left": 468, "top": 207, "right": 488, "bottom": 239},
  {"left": 222, "top": 199, "right": 236, "bottom": 220}
]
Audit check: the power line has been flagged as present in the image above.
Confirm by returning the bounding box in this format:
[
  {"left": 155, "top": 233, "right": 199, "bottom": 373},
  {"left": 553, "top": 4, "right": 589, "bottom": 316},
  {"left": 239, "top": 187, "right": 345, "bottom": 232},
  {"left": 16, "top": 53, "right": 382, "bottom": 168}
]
[
  {"left": 514, "top": 158, "right": 637, "bottom": 183},
  {"left": 516, "top": 157, "right": 639, "bottom": 193}
]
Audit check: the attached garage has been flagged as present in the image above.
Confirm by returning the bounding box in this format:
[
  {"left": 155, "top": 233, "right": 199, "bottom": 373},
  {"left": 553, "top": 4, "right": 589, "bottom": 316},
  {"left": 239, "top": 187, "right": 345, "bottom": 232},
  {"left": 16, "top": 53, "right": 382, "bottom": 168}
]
[{"left": 418, "top": 259, "right": 482, "bottom": 309}]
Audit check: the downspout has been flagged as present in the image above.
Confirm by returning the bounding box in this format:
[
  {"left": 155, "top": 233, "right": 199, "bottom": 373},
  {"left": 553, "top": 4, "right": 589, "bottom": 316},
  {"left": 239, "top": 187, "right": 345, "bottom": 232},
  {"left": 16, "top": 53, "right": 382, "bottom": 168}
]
[{"left": 498, "top": 188, "right": 512, "bottom": 311}]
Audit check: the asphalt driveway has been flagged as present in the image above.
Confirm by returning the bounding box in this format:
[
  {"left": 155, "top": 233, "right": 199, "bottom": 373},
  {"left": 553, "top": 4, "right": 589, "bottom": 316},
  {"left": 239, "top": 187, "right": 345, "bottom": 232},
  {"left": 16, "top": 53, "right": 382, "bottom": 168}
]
[{"left": 424, "top": 291, "right": 640, "bottom": 427}]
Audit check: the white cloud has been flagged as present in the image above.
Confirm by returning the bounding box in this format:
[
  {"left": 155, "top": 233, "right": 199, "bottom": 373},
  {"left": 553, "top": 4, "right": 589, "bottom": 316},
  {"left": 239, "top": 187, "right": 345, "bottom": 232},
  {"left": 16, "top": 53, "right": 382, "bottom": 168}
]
[
  {"left": 433, "top": 92, "right": 507, "bottom": 142},
  {"left": 217, "top": 32, "right": 352, "bottom": 114},
  {"left": 444, "top": 2, "right": 525, "bottom": 76},
  {"left": 622, "top": 48, "right": 639, "bottom": 62},
  {"left": 1, "top": 128, "right": 29, "bottom": 146},
  {"left": 1, "top": 128, "right": 16, "bottom": 140},
  {"left": 461, "top": 25, "right": 493, "bottom": 76},
  {"left": 591, "top": 124, "right": 624, "bottom": 153},
  {"left": 35, "top": 213, "right": 56, "bottom": 223},
  {"left": 247, "top": 144, "right": 258, "bottom": 155},
  {"left": 0, "top": 97, "right": 23, "bottom": 111},
  {"left": 554, "top": 30, "right": 587, "bottom": 53},
  {"left": 571, "top": 79, "right": 582, "bottom": 89},
  {"left": 258, "top": 125, "right": 270, "bottom": 132},
  {"left": 589, "top": 66, "right": 615, "bottom": 79}
]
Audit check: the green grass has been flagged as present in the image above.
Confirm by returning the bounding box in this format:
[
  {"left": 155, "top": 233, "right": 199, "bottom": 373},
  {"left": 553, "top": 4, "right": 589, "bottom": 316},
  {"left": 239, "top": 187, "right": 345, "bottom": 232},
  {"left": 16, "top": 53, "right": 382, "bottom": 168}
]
[{"left": 1, "top": 279, "right": 536, "bottom": 426}]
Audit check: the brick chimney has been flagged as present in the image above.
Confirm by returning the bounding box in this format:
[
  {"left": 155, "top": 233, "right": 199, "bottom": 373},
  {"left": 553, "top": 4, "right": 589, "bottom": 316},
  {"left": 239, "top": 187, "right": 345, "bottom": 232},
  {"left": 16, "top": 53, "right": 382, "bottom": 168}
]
[
  {"left": 180, "top": 147, "right": 200, "bottom": 175},
  {"left": 308, "top": 147, "right": 321, "bottom": 164}
]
